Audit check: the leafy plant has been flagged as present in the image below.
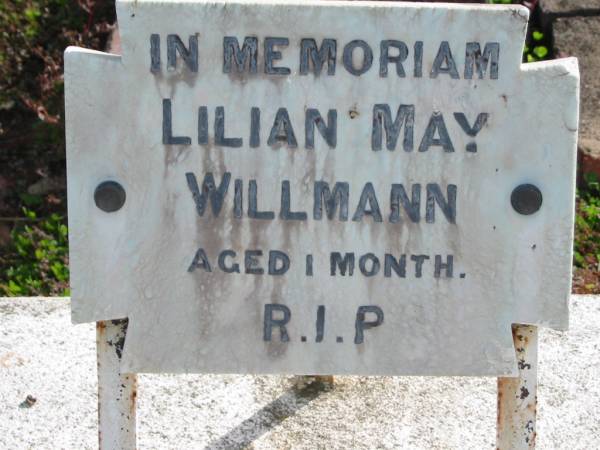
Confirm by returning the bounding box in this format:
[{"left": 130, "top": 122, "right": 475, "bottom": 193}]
[
  {"left": 0, "top": 0, "right": 114, "bottom": 296},
  {"left": 0, "top": 1, "right": 116, "bottom": 220},
  {"left": 0, "top": 208, "right": 69, "bottom": 296},
  {"left": 524, "top": 28, "right": 550, "bottom": 62},
  {"left": 0, "top": 0, "right": 115, "bottom": 121},
  {"left": 574, "top": 174, "right": 600, "bottom": 274},
  {"left": 486, "top": 0, "right": 550, "bottom": 63},
  {"left": 574, "top": 174, "right": 600, "bottom": 262}
]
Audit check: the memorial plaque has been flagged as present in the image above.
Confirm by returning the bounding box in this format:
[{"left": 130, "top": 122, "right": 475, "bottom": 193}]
[{"left": 64, "top": 0, "right": 579, "bottom": 375}]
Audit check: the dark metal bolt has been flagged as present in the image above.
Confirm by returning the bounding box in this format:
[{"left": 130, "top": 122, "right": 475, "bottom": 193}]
[
  {"left": 511, "top": 184, "right": 542, "bottom": 215},
  {"left": 94, "top": 181, "right": 126, "bottom": 213}
]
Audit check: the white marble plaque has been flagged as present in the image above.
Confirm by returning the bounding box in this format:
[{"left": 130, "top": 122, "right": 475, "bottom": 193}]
[{"left": 64, "top": 0, "right": 579, "bottom": 375}]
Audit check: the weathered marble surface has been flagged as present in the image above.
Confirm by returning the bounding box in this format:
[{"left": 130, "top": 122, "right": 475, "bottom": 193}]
[{"left": 64, "top": 0, "right": 579, "bottom": 375}]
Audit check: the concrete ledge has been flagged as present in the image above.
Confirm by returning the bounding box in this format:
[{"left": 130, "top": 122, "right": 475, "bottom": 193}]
[
  {"left": 1, "top": 296, "right": 598, "bottom": 449},
  {"left": 540, "top": 0, "right": 600, "bottom": 17},
  {"left": 554, "top": 16, "right": 600, "bottom": 143}
]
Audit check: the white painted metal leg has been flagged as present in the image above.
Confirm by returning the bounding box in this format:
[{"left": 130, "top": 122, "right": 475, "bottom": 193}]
[
  {"left": 97, "top": 320, "right": 137, "bottom": 450},
  {"left": 497, "top": 325, "right": 538, "bottom": 450}
]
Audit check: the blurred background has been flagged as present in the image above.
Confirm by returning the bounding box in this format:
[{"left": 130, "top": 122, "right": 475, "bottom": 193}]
[{"left": 0, "top": 0, "right": 598, "bottom": 297}]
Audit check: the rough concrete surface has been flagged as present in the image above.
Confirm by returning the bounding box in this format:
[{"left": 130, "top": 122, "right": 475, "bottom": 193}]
[
  {"left": 0, "top": 296, "right": 599, "bottom": 449},
  {"left": 540, "top": 0, "right": 600, "bottom": 15},
  {"left": 554, "top": 16, "right": 600, "bottom": 142}
]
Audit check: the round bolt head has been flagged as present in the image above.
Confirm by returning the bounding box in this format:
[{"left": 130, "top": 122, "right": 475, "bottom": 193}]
[
  {"left": 94, "top": 181, "right": 126, "bottom": 213},
  {"left": 511, "top": 184, "right": 542, "bottom": 215}
]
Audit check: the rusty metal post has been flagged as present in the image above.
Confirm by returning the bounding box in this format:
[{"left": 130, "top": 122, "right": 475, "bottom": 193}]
[
  {"left": 497, "top": 325, "right": 538, "bottom": 450},
  {"left": 97, "top": 319, "right": 137, "bottom": 450}
]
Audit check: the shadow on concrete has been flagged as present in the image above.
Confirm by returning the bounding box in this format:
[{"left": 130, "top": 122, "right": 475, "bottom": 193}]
[{"left": 204, "top": 383, "right": 326, "bottom": 450}]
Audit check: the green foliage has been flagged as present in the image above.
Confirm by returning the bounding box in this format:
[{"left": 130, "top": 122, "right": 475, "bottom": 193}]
[
  {"left": 19, "top": 192, "right": 43, "bottom": 207},
  {"left": 0, "top": 0, "right": 113, "bottom": 297},
  {"left": 532, "top": 30, "right": 544, "bottom": 42},
  {"left": 0, "top": 0, "right": 115, "bottom": 125},
  {"left": 524, "top": 30, "right": 550, "bottom": 63},
  {"left": 574, "top": 174, "right": 600, "bottom": 270},
  {"left": 0, "top": 209, "right": 69, "bottom": 296},
  {"left": 532, "top": 45, "right": 548, "bottom": 59}
]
